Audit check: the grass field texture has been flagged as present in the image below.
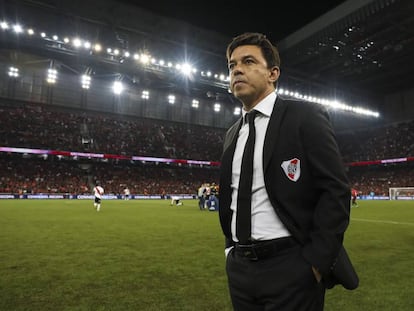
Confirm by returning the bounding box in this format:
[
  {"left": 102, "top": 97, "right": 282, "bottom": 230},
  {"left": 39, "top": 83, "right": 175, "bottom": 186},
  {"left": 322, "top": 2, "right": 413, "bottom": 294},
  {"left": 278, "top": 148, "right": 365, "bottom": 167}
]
[{"left": 1, "top": 199, "right": 413, "bottom": 311}]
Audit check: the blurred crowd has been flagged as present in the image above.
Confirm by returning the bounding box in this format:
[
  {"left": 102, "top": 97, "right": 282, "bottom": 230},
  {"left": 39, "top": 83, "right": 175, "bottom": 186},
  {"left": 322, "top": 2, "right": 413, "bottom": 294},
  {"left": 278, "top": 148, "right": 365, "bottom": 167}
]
[
  {"left": 1, "top": 103, "right": 414, "bottom": 196},
  {"left": 337, "top": 121, "right": 414, "bottom": 163},
  {"left": 347, "top": 163, "right": 414, "bottom": 196},
  {"left": 0, "top": 155, "right": 219, "bottom": 195},
  {"left": 0, "top": 104, "right": 224, "bottom": 161}
]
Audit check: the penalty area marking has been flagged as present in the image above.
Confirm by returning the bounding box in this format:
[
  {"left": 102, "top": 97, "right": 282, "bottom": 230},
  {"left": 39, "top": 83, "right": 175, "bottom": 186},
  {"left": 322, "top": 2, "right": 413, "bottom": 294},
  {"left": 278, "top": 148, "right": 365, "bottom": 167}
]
[{"left": 351, "top": 217, "right": 414, "bottom": 226}]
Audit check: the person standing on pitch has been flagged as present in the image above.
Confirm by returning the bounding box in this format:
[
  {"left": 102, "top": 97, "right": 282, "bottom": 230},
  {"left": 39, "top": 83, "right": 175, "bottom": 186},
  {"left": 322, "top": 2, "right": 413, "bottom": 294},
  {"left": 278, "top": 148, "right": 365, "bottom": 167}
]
[
  {"left": 351, "top": 188, "right": 359, "bottom": 207},
  {"left": 93, "top": 181, "right": 104, "bottom": 212},
  {"left": 218, "top": 32, "right": 354, "bottom": 310},
  {"left": 124, "top": 186, "right": 131, "bottom": 200}
]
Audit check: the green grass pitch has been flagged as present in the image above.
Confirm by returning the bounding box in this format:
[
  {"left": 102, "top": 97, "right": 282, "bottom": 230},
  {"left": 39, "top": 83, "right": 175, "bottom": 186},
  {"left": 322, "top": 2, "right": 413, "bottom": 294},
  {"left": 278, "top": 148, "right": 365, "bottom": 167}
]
[{"left": 0, "top": 199, "right": 413, "bottom": 310}]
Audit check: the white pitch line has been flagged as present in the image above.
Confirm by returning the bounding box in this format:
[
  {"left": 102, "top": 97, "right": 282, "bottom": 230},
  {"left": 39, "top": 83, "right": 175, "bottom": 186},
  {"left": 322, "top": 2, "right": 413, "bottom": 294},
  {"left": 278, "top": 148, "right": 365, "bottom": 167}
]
[{"left": 352, "top": 218, "right": 414, "bottom": 226}]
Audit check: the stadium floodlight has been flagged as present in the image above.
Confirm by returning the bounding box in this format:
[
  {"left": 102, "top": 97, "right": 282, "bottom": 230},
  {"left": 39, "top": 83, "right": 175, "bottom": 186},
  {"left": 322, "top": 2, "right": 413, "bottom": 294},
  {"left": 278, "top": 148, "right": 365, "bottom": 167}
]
[
  {"left": 140, "top": 54, "right": 150, "bottom": 65},
  {"left": 191, "top": 99, "right": 199, "bottom": 108},
  {"left": 141, "top": 90, "right": 149, "bottom": 100},
  {"left": 81, "top": 74, "right": 91, "bottom": 89},
  {"left": 0, "top": 21, "right": 9, "bottom": 29},
  {"left": 72, "top": 38, "right": 82, "bottom": 48},
  {"left": 112, "top": 81, "right": 123, "bottom": 95},
  {"left": 167, "top": 94, "right": 175, "bottom": 104},
  {"left": 46, "top": 68, "right": 57, "bottom": 84},
  {"left": 93, "top": 44, "right": 102, "bottom": 52},
  {"left": 214, "top": 103, "right": 221, "bottom": 112},
  {"left": 234, "top": 107, "right": 241, "bottom": 115},
  {"left": 200, "top": 71, "right": 212, "bottom": 78},
  {"left": 8, "top": 66, "right": 19, "bottom": 78},
  {"left": 13, "top": 24, "right": 23, "bottom": 33},
  {"left": 27, "top": 28, "right": 34, "bottom": 35},
  {"left": 180, "top": 63, "right": 192, "bottom": 76},
  {"left": 219, "top": 74, "right": 227, "bottom": 81}
]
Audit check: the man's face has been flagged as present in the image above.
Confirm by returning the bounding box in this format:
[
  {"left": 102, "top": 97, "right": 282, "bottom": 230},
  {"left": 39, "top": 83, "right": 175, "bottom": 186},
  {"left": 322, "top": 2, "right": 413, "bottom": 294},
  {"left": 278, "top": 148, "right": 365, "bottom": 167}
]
[{"left": 228, "top": 45, "right": 278, "bottom": 108}]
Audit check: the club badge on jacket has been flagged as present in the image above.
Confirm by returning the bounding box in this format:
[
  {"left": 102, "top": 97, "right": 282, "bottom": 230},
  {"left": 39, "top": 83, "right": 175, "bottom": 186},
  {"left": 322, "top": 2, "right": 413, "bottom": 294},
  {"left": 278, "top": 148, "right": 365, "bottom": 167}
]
[{"left": 281, "top": 158, "right": 301, "bottom": 182}]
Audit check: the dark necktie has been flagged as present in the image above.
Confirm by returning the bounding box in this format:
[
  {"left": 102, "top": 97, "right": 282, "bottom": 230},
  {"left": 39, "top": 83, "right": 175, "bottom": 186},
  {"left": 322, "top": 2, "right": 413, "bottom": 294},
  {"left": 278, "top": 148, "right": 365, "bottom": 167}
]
[{"left": 236, "top": 110, "right": 257, "bottom": 244}]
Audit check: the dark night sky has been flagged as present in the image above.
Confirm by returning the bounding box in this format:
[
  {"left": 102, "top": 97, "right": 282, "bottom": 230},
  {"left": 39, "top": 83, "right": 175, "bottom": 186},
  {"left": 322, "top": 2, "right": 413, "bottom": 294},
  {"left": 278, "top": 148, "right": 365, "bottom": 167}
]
[{"left": 118, "top": 0, "right": 347, "bottom": 42}]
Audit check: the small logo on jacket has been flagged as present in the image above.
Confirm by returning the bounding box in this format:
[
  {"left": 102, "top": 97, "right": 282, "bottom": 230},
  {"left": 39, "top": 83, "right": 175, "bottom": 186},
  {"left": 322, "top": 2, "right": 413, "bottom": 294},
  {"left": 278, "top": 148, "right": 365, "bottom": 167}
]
[{"left": 281, "top": 158, "right": 301, "bottom": 182}]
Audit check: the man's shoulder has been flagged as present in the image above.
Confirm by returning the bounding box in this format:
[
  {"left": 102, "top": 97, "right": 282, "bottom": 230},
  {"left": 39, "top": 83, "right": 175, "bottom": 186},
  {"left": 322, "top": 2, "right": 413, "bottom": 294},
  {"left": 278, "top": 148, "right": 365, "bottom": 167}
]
[
  {"left": 278, "top": 95, "right": 314, "bottom": 107},
  {"left": 277, "top": 95, "right": 326, "bottom": 115}
]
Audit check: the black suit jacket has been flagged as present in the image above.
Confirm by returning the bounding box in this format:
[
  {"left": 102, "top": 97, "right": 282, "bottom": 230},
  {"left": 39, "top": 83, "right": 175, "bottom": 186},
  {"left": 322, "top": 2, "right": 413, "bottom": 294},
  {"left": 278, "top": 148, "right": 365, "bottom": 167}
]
[{"left": 219, "top": 96, "right": 354, "bottom": 284}]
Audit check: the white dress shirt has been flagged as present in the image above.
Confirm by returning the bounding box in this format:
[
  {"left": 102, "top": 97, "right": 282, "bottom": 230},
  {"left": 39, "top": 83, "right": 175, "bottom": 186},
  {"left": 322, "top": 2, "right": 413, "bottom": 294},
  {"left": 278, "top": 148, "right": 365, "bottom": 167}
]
[{"left": 230, "top": 92, "right": 290, "bottom": 243}]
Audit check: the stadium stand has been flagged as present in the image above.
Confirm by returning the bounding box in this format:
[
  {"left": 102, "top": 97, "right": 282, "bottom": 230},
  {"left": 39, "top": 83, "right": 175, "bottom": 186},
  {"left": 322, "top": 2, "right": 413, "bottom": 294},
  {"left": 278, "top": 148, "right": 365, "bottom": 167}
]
[
  {"left": 0, "top": 103, "right": 225, "bottom": 161},
  {"left": 2, "top": 99, "right": 414, "bottom": 197},
  {"left": 0, "top": 153, "right": 219, "bottom": 196}
]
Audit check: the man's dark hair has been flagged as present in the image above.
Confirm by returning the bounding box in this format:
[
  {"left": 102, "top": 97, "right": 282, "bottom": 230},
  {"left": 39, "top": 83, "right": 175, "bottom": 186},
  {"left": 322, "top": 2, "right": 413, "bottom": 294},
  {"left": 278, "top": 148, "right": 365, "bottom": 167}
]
[{"left": 226, "top": 32, "right": 281, "bottom": 69}]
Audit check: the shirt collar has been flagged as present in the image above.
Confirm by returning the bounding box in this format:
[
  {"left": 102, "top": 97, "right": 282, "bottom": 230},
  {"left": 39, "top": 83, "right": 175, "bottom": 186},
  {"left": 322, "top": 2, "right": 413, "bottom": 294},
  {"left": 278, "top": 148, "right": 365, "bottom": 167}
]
[{"left": 242, "top": 91, "right": 277, "bottom": 122}]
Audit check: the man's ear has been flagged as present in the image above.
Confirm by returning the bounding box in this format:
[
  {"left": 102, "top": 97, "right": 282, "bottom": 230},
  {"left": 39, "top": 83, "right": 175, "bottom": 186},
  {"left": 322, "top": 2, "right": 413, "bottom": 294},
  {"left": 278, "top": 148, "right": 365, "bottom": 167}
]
[{"left": 269, "top": 66, "right": 280, "bottom": 83}]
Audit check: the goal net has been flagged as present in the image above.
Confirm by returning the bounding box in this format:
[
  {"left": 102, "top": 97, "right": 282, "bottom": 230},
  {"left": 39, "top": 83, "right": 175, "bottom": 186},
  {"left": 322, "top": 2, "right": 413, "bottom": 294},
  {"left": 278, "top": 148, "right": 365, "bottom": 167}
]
[{"left": 389, "top": 187, "right": 414, "bottom": 200}]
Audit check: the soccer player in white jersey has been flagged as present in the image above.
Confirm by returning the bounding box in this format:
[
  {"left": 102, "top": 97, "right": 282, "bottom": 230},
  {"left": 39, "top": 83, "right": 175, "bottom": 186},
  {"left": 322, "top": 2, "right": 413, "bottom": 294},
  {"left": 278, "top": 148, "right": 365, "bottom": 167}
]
[
  {"left": 93, "top": 181, "right": 104, "bottom": 211},
  {"left": 170, "top": 195, "right": 183, "bottom": 206},
  {"left": 123, "top": 187, "right": 131, "bottom": 200}
]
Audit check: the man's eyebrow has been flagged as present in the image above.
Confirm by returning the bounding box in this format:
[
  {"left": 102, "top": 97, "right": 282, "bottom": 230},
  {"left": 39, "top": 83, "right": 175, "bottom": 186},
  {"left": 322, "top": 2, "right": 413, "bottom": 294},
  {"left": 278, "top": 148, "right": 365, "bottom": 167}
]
[{"left": 229, "top": 54, "right": 256, "bottom": 63}]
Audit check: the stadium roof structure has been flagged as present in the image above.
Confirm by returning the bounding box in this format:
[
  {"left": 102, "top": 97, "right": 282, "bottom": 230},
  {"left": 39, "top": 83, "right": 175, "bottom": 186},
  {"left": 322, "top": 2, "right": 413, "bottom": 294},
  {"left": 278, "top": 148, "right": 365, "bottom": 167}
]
[
  {"left": 277, "top": 0, "right": 414, "bottom": 100},
  {"left": 125, "top": 0, "right": 414, "bottom": 103},
  {"left": 1, "top": 0, "right": 413, "bottom": 118}
]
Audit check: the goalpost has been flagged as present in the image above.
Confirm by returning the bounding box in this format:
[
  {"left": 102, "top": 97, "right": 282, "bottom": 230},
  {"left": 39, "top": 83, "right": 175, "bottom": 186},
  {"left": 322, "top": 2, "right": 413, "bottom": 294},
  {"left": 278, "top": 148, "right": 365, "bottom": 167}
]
[{"left": 389, "top": 187, "right": 414, "bottom": 200}]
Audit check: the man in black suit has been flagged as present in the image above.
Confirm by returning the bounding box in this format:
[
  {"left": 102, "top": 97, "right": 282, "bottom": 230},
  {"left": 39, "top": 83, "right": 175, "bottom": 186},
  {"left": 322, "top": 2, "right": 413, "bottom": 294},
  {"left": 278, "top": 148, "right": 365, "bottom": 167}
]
[{"left": 219, "top": 32, "right": 354, "bottom": 310}]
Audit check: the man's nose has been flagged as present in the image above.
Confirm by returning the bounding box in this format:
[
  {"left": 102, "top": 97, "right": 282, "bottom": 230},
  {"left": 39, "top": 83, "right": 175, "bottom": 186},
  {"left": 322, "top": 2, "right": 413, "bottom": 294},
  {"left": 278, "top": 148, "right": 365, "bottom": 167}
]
[{"left": 232, "top": 64, "right": 243, "bottom": 75}]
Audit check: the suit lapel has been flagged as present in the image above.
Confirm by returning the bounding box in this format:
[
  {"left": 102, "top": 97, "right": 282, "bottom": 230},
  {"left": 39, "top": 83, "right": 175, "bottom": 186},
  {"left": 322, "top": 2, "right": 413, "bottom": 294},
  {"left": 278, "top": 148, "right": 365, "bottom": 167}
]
[
  {"left": 219, "top": 118, "right": 243, "bottom": 234},
  {"left": 221, "top": 118, "right": 243, "bottom": 178},
  {"left": 263, "top": 97, "right": 288, "bottom": 171}
]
